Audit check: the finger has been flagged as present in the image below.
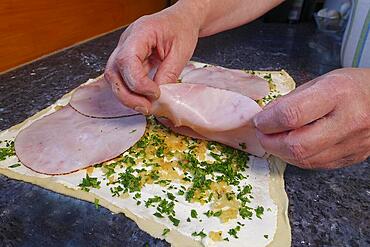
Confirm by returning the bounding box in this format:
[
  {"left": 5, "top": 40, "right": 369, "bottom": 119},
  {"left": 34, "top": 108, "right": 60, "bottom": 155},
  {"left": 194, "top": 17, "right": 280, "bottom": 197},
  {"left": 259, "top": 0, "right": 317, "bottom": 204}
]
[
  {"left": 104, "top": 65, "right": 151, "bottom": 114},
  {"left": 262, "top": 77, "right": 319, "bottom": 111},
  {"left": 256, "top": 112, "right": 348, "bottom": 162},
  {"left": 154, "top": 44, "right": 191, "bottom": 84},
  {"left": 254, "top": 77, "right": 337, "bottom": 134},
  {"left": 283, "top": 129, "right": 370, "bottom": 169},
  {"left": 116, "top": 37, "right": 160, "bottom": 99}
]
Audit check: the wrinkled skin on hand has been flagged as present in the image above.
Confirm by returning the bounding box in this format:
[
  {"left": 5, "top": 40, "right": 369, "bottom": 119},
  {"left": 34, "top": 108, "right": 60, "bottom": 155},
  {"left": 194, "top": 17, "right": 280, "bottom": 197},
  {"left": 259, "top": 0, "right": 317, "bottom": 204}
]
[
  {"left": 254, "top": 68, "right": 370, "bottom": 169},
  {"left": 104, "top": 5, "right": 200, "bottom": 114}
]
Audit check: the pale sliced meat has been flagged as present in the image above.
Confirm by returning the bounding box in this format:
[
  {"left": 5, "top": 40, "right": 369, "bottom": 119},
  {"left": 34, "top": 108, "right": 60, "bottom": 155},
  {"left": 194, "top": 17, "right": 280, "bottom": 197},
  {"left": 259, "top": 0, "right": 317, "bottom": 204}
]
[
  {"left": 15, "top": 105, "right": 146, "bottom": 175},
  {"left": 152, "top": 83, "right": 261, "bottom": 132},
  {"left": 156, "top": 117, "right": 207, "bottom": 140},
  {"left": 180, "top": 65, "right": 269, "bottom": 100},
  {"left": 179, "top": 63, "right": 196, "bottom": 78},
  {"left": 202, "top": 126, "right": 265, "bottom": 157},
  {"left": 152, "top": 83, "right": 265, "bottom": 156},
  {"left": 70, "top": 77, "right": 138, "bottom": 118}
]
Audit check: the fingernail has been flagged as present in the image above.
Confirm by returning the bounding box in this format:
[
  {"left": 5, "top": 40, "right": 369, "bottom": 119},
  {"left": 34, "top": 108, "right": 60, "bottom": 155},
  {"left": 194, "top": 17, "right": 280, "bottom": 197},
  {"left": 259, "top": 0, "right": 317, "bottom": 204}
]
[{"left": 134, "top": 106, "right": 148, "bottom": 115}]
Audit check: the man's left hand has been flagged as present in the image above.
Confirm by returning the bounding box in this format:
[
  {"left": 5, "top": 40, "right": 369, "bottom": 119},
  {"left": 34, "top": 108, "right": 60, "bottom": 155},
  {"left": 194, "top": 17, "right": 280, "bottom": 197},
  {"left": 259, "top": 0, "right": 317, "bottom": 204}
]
[{"left": 254, "top": 68, "right": 370, "bottom": 169}]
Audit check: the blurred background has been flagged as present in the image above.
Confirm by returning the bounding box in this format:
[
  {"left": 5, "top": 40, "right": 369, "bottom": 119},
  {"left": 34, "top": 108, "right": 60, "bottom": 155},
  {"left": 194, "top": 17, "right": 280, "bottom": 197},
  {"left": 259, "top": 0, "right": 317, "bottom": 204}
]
[{"left": 0, "top": 0, "right": 358, "bottom": 73}]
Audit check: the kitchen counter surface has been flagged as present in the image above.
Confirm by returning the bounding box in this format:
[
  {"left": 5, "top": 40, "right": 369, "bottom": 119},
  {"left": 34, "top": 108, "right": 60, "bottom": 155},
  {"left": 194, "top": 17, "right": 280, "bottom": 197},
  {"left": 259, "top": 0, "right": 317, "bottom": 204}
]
[{"left": 0, "top": 21, "right": 369, "bottom": 247}]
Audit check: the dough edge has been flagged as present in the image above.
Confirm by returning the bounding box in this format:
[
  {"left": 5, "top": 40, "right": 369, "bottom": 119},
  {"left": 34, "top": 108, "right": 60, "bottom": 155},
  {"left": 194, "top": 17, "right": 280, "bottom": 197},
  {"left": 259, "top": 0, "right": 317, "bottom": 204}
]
[{"left": 0, "top": 61, "right": 295, "bottom": 247}]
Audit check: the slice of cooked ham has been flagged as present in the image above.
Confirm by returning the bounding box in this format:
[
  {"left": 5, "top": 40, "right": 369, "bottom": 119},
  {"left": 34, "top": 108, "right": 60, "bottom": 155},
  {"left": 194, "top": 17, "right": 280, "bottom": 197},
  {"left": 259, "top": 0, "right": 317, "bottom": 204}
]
[
  {"left": 156, "top": 117, "right": 207, "bottom": 140},
  {"left": 70, "top": 77, "right": 138, "bottom": 118},
  {"left": 152, "top": 83, "right": 265, "bottom": 156},
  {"left": 180, "top": 64, "right": 269, "bottom": 100},
  {"left": 15, "top": 105, "right": 146, "bottom": 175}
]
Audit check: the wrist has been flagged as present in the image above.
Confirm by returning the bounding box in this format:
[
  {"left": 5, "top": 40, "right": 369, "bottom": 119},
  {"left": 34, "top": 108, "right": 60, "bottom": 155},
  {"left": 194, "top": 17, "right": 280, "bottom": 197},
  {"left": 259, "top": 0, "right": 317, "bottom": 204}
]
[{"left": 170, "top": 0, "right": 211, "bottom": 36}]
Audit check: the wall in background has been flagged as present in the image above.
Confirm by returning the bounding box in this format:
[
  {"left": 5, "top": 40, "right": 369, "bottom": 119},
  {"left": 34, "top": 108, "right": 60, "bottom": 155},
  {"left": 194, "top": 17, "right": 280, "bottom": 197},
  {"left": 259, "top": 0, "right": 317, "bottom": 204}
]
[{"left": 0, "top": 0, "right": 168, "bottom": 73}]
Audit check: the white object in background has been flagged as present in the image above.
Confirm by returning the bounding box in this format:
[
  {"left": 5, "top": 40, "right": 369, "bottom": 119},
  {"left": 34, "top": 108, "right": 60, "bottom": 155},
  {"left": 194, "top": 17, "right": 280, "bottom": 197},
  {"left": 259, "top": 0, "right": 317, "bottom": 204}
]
[
  {"left": 317, "top": 8, "right": 341, "bottom": 19},
  {"left": 341, "top": 0, "right": 370, "bottom": 68},
  {"left": 325, "top": 0, "right": 350, "bottom": 11}
]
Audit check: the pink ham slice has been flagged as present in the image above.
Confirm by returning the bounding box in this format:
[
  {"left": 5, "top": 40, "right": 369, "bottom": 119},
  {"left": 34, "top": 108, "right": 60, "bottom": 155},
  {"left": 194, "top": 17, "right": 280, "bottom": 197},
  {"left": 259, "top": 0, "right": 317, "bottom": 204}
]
[
  {"left": 70, "top": 77, "right": 138, "bottom": 118},
  {"left": 180, "top": 64, "right": 269, "bottom": 100},
  {"left": 15, "top": 105, "right": 146, "bottom": 175},
  {"left": 152, "top": 83, "right": 265, "bottom": 156},
  {"left": 156, "top": 117, "right": 207, "bottom": 140}
]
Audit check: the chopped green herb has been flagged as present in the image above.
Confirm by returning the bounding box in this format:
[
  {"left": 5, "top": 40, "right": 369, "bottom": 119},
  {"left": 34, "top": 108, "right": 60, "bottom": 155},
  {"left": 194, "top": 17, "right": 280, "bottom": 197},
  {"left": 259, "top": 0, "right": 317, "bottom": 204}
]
[
  {"left": 204, "top": 210, "right": 214, "bottom": 217},
  {"left": 129, "top": 129, "right": 137, "bottom": 133},
  {"left": 0, "top": 140, "right": 15, "bottom": 161},
  {"left": 145, "top": 196, "right": 162, "bottom": 207},
  {"left": 162, "top": 228, "right": 170, "bottom": 236},
  {"left": 255, "top": 206, "right": 264, "bottom": 219},
  {"left": 156, "top": 146, "right": 164, "bottom": 158},
  {"left": 78, "top": 174, "right": 101, "bottom": 192},
  {"left": 239, "top": 207, "right": 253, "bottom": 219},
  {"left": 94, "top": 198, "right": 100, "bottom": 209},
  {"left": 264, "top": 235, "right": 269, "bottom": 239},
  {"left": 191, "top": 209, "right": 198, "bottom": 218},
  {"left": 167, "top": 192, "right": 176, "bottom": 201},
  {"left": 153, "top": 212, "right": 164, "bottom": 218},
  {"left": 168, "top": 215, "right": 180, "bottom": 226},
  {"left": 8, "top": 163, "right": 21, "bottom": 168},
  {"left": 134, "top": 193, "right": 141, "bottom": 199},
  {"left": 213, "top": 210, "right": 222, "bottom": 217},
  {"left": 228, "top": 225, "right": 241, "bottom": 239},
  {"left": 208, "top": 192, "right": 214, "bottom": 202},
  {"left": 192, "top": 230, "right": 206, "bottom": 239}
]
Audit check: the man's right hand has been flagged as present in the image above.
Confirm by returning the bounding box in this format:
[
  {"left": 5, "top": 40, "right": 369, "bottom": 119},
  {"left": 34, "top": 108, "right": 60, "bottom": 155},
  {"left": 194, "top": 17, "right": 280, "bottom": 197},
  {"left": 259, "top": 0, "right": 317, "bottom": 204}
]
[{"left": 104, "top": 3, "right": 203, "bottom": 114}]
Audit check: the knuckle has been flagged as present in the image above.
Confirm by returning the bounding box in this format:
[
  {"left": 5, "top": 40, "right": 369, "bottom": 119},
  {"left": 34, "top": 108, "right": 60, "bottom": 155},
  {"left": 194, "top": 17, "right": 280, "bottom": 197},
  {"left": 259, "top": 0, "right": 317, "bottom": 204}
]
[
  {"left": 166, "top": 70, "right": 180, "bottom": 82},
  {"left": 115, "top": 55, "right": 129, "bottom": 70},
  {"left": 277, "top": 104, "right": 301, "bottom": 128},
  {"left": 104, "top": 69, "right": 115, "bottom": 83},
  {"left": 285, "top": 138, "right": 308, "bottom": 165},
  {"left": 128, "top": 75, "right": 147, "bottom": 93}
]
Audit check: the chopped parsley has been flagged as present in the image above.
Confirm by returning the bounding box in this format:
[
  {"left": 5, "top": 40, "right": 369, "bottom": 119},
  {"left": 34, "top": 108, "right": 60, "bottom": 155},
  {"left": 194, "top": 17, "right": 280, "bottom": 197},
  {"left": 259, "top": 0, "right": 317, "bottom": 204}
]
[
  {"left": 192, "top": 230, "right": 207, "bottom": 239},
  {"left": 129, "top": 129, "right": 137, "bottom": 133},
  {"left": 166, "top": 192, "right": 176, "bottom": 201},
  {"left": 162, "top": 228, "right": 170, "bottom": 236},
  {"left": 191, "top": 209, "right": 198, "bottom": 218},
  {"left": 264, "top": 234, "right": 269, "bottom": 239},
  {"left": 78, "top": 174, "right": 101, "bottom": 192},
  {"left": 0, "top": 140, "right": 15, "bottom": 161},
  {"left": 168, "top": 215, "right": 180, "bottom": 226},
  {"left": 153, "top": 212, "right": 164, "bottom": 218},
  {"left": 8, "top": 163, "right": 21, "bottom": 168},
  {"left": 228, "top": 225, "right": 241, "bottom": 239},
  {"left": 255, "top": 206, "right": 264, "bottom": 219},
  {"left": 94, "top": 198, "right": 100, "bottom": 209}
]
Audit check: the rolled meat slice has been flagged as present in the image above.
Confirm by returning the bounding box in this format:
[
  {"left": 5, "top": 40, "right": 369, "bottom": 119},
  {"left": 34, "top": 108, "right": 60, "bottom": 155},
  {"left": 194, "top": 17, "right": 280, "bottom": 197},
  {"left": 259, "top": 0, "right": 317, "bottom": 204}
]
[
  {"left": 70, "top": 77, "right": 138, "bottom": 118},
  {"left": 156, "top": 117, "right": 208, "bottom": 140},
  {"left": 180, "top": 65, "right": 269, "bottom": 100},
  {"left": 15, "top": 105, "right": 146, "bottom": 175},
  {"left": 152, "top": 83, "right": 265, "bottom": 156}
]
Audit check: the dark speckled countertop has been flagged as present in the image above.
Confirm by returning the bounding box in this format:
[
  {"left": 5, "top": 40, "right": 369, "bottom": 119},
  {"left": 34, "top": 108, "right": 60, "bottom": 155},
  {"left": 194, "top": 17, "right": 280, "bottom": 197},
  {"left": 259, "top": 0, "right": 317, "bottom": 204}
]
[{"left": 0, "top": 21, "right": 369, "bottom": 247}]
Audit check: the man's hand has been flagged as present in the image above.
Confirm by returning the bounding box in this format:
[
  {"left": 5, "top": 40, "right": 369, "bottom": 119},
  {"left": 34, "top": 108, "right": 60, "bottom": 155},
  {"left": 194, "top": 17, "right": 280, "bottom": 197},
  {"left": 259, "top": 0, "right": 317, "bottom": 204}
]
[
  {"left": 104, "top": 2, "right": 204, "bottom": 114},
  {"left": 254, "top": 68, "right": 370, "bottom": 169},
  {"left": 104, "top": 0, "right": 284, "bottom": 115}
]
